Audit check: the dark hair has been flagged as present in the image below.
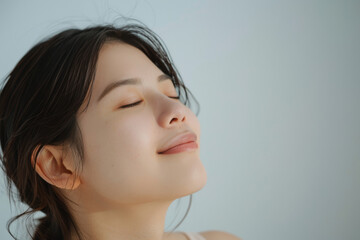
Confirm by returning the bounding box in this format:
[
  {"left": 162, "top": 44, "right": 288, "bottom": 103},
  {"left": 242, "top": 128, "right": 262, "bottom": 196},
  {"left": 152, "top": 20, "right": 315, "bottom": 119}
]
[{"left": 0, "top": 23, "right": 198, "bottom": 240}]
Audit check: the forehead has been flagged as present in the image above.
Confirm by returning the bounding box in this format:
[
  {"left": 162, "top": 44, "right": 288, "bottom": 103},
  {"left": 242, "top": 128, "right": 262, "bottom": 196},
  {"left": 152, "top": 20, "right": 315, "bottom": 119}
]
[
  {"left": 92, "top": 41, "right": 162, "bottom": 94},
  {"left": 95, "top": 41, "right": 157, "bottom": 82}
]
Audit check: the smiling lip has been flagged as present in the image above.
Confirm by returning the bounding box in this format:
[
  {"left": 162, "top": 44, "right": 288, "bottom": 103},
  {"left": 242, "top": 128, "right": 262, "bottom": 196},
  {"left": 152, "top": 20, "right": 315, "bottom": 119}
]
[{"left": 158, "top": 132, "right": 198, "bottom": 154}]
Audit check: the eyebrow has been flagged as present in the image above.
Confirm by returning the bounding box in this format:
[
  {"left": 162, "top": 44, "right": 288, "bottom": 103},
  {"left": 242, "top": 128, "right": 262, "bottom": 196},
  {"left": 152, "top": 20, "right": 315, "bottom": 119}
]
[{"left": 97, "top": 74, "right": 172, "bottom": 103}]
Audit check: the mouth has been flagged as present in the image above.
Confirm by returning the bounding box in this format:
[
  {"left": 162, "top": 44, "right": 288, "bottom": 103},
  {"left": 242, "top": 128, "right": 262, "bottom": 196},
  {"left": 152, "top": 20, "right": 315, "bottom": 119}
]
[
  {"left": 157, "top": 132, "right": 198, "bottom": 155},
  {"left": 158, "top": 141, "right": 198, "bottom": 154}
]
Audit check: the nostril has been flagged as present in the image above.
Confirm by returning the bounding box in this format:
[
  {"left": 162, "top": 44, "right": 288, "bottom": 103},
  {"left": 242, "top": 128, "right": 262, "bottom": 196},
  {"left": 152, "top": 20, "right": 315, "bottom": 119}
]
[
  {"left": 169, "top": 115, "right": 185, "bottom": 124},
  {"left": 169, "top": 117, "right": 178, "bottom": 124},
  {"left": 165, "top": 109, "right": 186, "bottom": 126}
]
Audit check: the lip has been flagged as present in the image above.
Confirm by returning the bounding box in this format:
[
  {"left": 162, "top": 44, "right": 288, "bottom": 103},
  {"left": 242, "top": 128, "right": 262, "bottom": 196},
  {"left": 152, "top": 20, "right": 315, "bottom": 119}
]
[{"left": 158, "top": 132, "right": 198, "bottom": 154}]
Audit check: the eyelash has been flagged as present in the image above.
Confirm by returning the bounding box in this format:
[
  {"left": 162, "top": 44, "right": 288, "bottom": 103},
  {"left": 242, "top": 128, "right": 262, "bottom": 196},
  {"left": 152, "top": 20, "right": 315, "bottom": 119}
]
[{"left": 120, "top": 96, "right": 180, "bottom": 109}]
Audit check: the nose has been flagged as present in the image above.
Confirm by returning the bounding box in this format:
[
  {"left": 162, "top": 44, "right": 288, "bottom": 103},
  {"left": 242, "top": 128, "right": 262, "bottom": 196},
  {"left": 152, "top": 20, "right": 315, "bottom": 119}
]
[
  {"left": 163, "top": 109, "right": 186, "bottom": 126},
  {"left": 152, "top": 94, "right": 187, "bottom": 128}
]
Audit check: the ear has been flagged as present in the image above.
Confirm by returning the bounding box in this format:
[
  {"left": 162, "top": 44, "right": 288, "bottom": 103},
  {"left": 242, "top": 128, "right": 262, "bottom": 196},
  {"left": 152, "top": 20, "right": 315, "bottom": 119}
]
[{"left": 32, "top": 145, "right": 81, "bottom": 190}]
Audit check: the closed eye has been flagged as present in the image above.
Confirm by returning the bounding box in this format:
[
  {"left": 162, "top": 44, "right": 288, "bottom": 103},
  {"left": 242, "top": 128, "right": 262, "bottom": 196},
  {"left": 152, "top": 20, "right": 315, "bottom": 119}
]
[
  {"left": 120, "top": 96, "right": 180, "bottom": 109},
  {"left": 120, "top": 100, "right": 143, "bottom": 108},
  {"left": 169, "top": 96, "right": 180, "bottom": 100}
]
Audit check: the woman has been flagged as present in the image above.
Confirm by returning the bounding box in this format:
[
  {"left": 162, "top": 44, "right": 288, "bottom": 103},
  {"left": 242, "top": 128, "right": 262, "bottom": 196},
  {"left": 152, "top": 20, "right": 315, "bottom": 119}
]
[{"left": 0, "top": 23, "right": 241, "bottom": 240}]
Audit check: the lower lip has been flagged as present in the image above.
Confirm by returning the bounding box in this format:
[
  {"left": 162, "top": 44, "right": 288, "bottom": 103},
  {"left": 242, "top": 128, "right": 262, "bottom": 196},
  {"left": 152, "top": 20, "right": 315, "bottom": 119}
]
[{"left": 159, "top": 141, "right": 198, "bottom": 154}]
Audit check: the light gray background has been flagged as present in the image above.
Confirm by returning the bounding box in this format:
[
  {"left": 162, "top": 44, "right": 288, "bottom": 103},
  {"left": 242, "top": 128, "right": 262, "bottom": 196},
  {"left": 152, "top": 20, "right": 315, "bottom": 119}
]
[{"left": 0, "top": 0, "right": 359, "bottom": 239}]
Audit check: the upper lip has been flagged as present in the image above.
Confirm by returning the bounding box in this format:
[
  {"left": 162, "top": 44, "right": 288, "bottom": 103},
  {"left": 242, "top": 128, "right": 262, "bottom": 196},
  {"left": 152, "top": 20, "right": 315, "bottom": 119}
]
[{"left": 157, "top": 131, "right": 197, "bottom": 154}]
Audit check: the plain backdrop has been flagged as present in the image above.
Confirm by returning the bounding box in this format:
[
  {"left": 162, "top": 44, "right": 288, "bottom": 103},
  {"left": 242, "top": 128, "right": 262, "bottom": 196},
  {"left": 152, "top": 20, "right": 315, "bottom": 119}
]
[{"left": 0, "top": 1, "right": 359, "bottom": 239}]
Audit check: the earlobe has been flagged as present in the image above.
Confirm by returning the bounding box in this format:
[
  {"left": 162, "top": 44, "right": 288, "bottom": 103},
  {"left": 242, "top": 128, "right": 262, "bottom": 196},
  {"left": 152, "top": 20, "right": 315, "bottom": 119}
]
[{"left": 32, "top": 145, "right": 80, "bottom": 190}]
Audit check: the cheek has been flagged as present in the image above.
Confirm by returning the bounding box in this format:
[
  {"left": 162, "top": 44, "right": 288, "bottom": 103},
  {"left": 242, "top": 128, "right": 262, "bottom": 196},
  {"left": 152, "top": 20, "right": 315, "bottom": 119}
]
[
  {"left": 78, "top": 111, "right": 159, "bottom": 202},
  {"left": 110, "top": 113, "right": 154, "bottom": 154},
  {"left": 82, "top": 111, "right": 155, "bottom": 160}
]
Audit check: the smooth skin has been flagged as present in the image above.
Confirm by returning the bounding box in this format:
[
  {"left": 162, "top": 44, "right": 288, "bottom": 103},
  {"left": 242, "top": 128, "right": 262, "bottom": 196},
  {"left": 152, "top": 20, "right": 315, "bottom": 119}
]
[{"left": 33, "top": 41, "right": 241, "bottom": 240}]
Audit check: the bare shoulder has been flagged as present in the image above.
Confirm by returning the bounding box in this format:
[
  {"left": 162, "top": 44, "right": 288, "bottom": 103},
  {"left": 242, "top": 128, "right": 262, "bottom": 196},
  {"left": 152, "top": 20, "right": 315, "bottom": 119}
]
[{"left": 199, "top": 230, "right": 243, "bottom": 240}]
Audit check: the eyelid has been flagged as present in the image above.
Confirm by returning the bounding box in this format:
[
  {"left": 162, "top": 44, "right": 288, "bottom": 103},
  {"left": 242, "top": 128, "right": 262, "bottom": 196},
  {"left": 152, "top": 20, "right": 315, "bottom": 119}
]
[
  {"left": 169, "top": 96, "right": 180, "bottom": 100},
  {"left": 119, "top": 95, "right": 180, "bottom": 109},
  {"left": 119, "top": 100, "right": 143, "bottom": 108}
]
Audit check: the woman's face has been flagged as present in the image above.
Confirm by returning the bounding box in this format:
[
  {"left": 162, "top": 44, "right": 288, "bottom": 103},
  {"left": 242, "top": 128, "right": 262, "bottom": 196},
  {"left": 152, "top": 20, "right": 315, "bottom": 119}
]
[{"left": 75, "top": 42, "right": 206, "bottom": 207}]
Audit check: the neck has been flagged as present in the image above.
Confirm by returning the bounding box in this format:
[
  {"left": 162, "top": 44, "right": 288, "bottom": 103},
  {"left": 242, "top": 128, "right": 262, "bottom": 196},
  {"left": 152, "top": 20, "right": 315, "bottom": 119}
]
[{"left": 70, "top": 200, "right": 174, "bottom": 240}]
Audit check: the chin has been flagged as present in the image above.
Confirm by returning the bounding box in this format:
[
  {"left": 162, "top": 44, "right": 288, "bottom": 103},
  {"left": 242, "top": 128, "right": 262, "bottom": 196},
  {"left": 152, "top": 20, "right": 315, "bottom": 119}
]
[
  {"left": 156, "top": 153, "right": 207, "bottom": 200},
  {"left": 177, "top": 163, "right": 207, "bottom": 198}
]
